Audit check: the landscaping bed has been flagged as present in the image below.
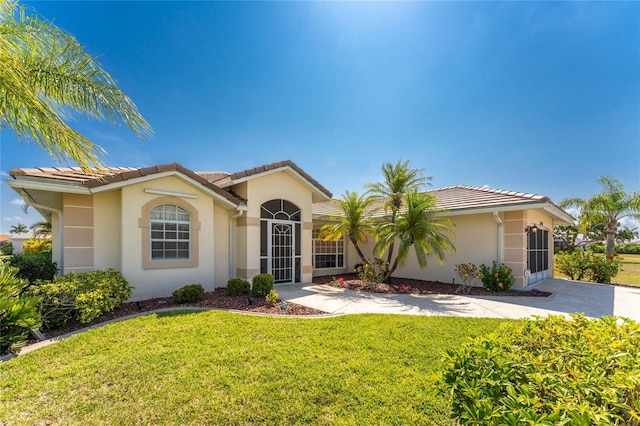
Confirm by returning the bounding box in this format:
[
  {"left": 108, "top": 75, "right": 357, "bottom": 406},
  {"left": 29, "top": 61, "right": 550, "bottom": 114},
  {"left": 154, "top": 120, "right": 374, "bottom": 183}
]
[
  {"left": 35, "top": 288, "right": 326, "bottom": 340},
  {"left": 314, "top": 274, "right": 552, "bottom": 297}
]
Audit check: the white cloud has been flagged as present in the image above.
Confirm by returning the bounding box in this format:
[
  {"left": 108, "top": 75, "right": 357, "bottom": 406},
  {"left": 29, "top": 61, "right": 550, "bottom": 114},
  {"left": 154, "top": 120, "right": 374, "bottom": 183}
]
[
  {"left": 3, "top": 215, "right": 25, "bottom": 222},
  {"left": 10, "top": 198, "right": 25, "bottom": 206}
]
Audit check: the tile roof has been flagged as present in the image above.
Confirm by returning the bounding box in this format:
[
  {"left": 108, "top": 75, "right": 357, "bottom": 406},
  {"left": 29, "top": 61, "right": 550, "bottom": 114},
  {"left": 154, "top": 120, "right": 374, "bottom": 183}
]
[
  {"left": 313, "top": 185, "right": 556, "bottom": 218},
  {"left": 9, "top": 166, "right": 139, "bottom": 183},
  {"left": 210, "top": 160, "right": 333, "bottom": 198},
  {"left": 8, "top": 160, "right": 332, "bottom": 204},
  {"left": 9, "top": 164, "right": 243, "bottom": 206}
]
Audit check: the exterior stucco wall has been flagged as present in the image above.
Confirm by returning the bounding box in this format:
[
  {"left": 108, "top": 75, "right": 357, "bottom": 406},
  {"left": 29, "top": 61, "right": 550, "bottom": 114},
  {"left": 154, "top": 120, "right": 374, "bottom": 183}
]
[
  {"left": 349, "top": 213, "right": 499, "bottom": 284},
  {"left": 93, "top": 190, "right": 122, "bottom": 271},
  {"left": 51, "top": 211, "right": 62, "bottom": 272},
  {"left": 214, "top": 204, "right": 231, "bottom": 286},
  {"left": 314, "top": 209, "right": 560, "bottom": 289},
  {"left": 233, "top": 171, "right": 314, "bottom": 283},
  {"left": 120, "top": 176, "right": 221, "bottom": 301}
]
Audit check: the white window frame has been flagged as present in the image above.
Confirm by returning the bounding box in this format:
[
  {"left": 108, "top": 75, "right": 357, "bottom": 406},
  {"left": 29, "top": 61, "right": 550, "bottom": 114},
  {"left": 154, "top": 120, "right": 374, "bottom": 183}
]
[
  {"left": 312, "top": 229, "right": 344, "bottom": 270},
  {"left": 150, "top": 204, "right": 191, "bottom": 260}
]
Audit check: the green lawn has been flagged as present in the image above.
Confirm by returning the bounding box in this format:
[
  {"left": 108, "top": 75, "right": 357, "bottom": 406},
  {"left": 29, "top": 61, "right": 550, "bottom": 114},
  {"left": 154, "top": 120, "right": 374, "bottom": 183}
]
[
  {"left": 555, "top": 253, "right": 640, "bottom": 287},
  {"left": 0, "top": 311, "right": 506, "bottom": 425},
  {"left": 613, "top": 253, "right": 640, "bottom": 286}
]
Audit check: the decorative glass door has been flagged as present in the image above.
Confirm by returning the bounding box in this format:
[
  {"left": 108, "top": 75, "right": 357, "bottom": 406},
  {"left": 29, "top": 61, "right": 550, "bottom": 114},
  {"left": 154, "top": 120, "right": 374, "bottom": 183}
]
[{"left": 260, "top": 200, "right": 302, "bottom": 284}]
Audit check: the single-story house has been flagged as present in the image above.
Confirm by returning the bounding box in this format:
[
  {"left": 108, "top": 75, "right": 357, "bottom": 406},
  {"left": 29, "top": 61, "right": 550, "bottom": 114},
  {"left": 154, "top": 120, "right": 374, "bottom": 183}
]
[
  {"left": 6, "top": 160, "right": 573, "bottom": 300},
  {"left": 5, "top": 232, "right": 33, "bottom": 254}
]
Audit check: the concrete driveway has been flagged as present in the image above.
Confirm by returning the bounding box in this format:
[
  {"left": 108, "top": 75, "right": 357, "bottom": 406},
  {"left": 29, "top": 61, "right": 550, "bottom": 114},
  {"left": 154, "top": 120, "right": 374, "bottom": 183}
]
[{"left": 277, "top": 279, "right": 640, "bottom": 321}]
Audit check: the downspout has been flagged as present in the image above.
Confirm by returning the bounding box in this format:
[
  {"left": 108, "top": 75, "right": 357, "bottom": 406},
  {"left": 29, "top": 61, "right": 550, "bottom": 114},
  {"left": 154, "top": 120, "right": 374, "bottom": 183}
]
[
  {"left": 493, "top": 211, "right": 503, "bottom": 263},
  {"left": 20, "top": 191, "right": 64, "bottom": 274},
  {"left": 228, "top": 208, "right": 245, "bottom": 281}
]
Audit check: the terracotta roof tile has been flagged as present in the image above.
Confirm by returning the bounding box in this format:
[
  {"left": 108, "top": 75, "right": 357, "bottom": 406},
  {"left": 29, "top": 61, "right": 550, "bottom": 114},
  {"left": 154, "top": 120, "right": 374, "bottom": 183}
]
[
  {"left": 10, "top": 164, "right": 243, "bottom": 206},
  {"left": 313, "top": 185, "right": 553, "bottom": 217}
]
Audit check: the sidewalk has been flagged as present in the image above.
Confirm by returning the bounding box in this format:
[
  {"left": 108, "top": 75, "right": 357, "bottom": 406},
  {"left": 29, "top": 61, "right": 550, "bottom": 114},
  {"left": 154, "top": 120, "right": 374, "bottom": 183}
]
[{"left": 276, "top": 279, "right": 640, "bottom": 321}]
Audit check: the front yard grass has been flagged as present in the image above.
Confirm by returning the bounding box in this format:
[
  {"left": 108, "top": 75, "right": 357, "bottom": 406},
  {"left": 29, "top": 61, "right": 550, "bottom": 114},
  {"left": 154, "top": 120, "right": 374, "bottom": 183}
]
[
  {"left": 0, "top": 311, "right": 506, "bottom": 425},
  {"left": 613, "top": 253, "right": 640, "bottom": 286}
]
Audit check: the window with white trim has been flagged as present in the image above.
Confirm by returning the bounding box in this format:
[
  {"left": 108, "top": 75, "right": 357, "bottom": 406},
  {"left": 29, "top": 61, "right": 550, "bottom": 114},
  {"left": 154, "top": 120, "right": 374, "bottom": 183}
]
[
  {"left": 312, "top": 229, "right": 344, "bottom": 269},
  {"left": 150, "top": 204, "right": 190, "bottom": 260}
]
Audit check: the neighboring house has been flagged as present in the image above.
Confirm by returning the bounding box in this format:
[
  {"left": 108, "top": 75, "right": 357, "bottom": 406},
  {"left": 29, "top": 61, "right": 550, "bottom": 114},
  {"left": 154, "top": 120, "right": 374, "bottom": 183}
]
[
  {"left": 6, "top": 160, "right": 573, "bottom": 300},
  {"left": 7, "top": 232, "right": 33, "bottom": 254}
]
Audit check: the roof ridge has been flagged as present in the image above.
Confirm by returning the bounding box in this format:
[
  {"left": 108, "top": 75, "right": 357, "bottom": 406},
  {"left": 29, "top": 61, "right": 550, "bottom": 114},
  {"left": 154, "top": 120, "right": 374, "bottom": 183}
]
[{"left": 431, "top": 184, "right": 548, "bottom": 201}]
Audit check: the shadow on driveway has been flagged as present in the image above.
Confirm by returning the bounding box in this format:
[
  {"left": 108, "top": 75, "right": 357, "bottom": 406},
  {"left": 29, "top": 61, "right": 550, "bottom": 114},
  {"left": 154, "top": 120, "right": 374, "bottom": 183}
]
[{"left": 277, "top": 279, "right": 640, "bottom": 321}]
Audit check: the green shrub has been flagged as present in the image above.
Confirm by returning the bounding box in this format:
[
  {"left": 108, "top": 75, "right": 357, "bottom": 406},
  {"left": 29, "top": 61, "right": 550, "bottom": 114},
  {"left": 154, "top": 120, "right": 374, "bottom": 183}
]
[
  {"left": 589, "top": 253, "right": 622, "bottom": 284},
  {"left": 172, "top": 284, "right": 205, "bottom": 304},
  {"left": 479, "top": 261, "right": 514, "bottom": 291},
  {"left": 616, "top": 243, "right": 640, "bottom": 255},
  {"left": 588, "top": 243, "right": 605, "bottom": 253},
  {"left": 8, "top": 252, "right": 58, "bottom": 284},
  {"left": 0, "top": 263, "right": 42, "bottom": 355},
  {"left": 441, "top": 314, "right": 640, "bottom": 425},
  {"left": 22, "top": 238, "right": 52, "bottom": 255},
  {"left": 227, "top": 278, "right": 250, "bottom": 296},
  {"left": 28, "top": 269, "right": 132, "bottom": 328},
  {"left": 0, "top": 242, "right": 13, "bottom": 256},
  {"left": 554, "top": 251, "right": 623, "bottom": 284},
  {"left": 554, "top": 250, "right": 591, "bottom": 281},
  {"left": 265, "top": 289, "right": 279, "bottom": 306},
  {"left": 251, "top": 273, "right": 274, "bottom": 297},
  {"left": 353, "top": 263, "right": 364, "bottom": 273},
  {"left": 355, "top": 258, "right": 387, "bottom": 288}
]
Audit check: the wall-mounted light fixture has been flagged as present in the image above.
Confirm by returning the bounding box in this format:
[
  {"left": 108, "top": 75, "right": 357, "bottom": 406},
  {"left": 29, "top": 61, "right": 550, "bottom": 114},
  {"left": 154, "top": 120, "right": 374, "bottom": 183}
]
[{"left": 525, "top": 224, "right": 539, "bottom": 234}]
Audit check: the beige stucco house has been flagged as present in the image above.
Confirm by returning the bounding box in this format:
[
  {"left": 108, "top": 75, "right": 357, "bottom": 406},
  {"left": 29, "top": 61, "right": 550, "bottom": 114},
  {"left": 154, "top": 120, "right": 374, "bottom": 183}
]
[{"left": 7, "top": 160, "right": 573, "bottom": 300}]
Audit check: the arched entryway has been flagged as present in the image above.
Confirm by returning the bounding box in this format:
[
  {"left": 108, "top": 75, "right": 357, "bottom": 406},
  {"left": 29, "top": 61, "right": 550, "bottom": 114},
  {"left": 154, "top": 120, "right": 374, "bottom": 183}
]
[{"left": 260, "top": 199, "right": 302, "bottom": 284}]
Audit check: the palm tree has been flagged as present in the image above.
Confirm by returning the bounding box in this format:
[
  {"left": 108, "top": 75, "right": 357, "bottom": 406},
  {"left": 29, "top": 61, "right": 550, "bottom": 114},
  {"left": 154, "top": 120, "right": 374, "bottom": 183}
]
[
  {"left": 29, "top": 221, "right": 52, "bottom": 239},
  {"left": 365, "top": 160, "right": 431, "bottom": 264},
  {"left": 9, "top": 223, "right": 28, "bottom": 235},
  {"left": 318, "top": 191, "right": 376, "bottom": 265},
  {"left": 561, "top": 176, "right": 640, "bottom": 257},
  {"left": 0, "top": 1, "right": 152, "bottom": 170},
  {"left": 374, "top": 191, "right": 455, "bottom": 282}
]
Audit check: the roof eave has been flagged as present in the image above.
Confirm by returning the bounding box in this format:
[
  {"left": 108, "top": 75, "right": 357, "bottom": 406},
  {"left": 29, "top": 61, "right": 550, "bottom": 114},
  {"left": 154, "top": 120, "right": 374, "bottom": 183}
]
[
  {"left": 5, "top": 176, "right": 91, "bottom": 194},
  {"left": 90, "top": 170, "right": 242, "bottom": 210},
  {"left": 230, "top": 165, "right": 332, "bottom": 202}
]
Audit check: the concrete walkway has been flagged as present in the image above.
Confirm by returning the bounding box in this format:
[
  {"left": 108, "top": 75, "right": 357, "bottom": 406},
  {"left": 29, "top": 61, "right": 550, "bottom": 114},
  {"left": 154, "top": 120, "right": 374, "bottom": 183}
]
[{"left": 276, "top": 279, "right": 640, "bottom": 321}]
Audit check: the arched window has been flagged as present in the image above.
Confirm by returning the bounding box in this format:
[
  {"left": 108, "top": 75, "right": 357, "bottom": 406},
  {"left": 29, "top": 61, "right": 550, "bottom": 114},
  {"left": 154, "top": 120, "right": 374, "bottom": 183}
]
[{"left": 150, "top": 204, "right": 191, "bottom": 260}]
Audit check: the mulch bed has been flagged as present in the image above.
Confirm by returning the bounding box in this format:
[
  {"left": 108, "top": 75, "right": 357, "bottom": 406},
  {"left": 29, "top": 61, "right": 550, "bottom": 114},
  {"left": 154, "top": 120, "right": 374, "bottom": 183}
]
[
  {"left": 32, "top": 276, "right": 550, "bottom": 342},
  {"left": 313, "top": 274, "right": 553, "bottom": 297},
  {"left": 35, "top": 288, "right": 326, "bottom": 341}
]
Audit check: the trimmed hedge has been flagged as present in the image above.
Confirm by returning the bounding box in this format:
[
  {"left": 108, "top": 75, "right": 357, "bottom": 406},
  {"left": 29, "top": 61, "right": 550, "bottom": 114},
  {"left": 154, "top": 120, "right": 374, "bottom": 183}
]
[
  {"left": 441, "top": 314, "right": 640, "bottom": 425},
  {"left": 172, "top": 284, "right": 205, "bottom": 304},
  {"left": 227, "top": 278, "right": 250, "bottom": 296},
  {"left": 28, "top": 269, "right": 132, "bottom": 328},
  {"left": 251, "top": 273, "right": 274, "bottom": 297},
  {"left": 8, "top": 252, "right": 58, "bottom": 284}
]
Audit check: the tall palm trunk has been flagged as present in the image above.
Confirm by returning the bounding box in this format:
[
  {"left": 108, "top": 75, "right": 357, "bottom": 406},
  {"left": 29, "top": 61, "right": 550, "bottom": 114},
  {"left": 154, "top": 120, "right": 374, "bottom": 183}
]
[
  {"left": 349, "top": 235, "right": 369, "bottom": 265},
  {"left": 605, "top": 221, "right": 617, "bottom": 257}
]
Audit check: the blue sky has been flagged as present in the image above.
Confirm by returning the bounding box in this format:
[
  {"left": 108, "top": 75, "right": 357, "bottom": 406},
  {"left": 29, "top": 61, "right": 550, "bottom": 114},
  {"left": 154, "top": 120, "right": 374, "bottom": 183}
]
[{"left": 2, "top": 1, "right": 639, "bottom": 234}]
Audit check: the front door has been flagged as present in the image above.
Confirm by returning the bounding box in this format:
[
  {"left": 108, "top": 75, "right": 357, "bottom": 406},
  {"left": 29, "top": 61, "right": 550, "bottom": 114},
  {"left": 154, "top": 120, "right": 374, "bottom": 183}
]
[
  {"left": 260, "top": 199, "right": 302, "bottom": 284},
  {"left": 269, "top": 221, "right": 294, "bottom": 283}
]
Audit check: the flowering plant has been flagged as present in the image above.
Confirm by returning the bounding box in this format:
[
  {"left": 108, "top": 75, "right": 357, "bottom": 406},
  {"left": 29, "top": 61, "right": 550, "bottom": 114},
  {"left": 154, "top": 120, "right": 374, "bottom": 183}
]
[
  {"left": 330, "top": 276, "right": 347, "bottom": 287},
  {"left": 395, "top": 283, "right": 412, "bottom": 293},
  {"left": 479, "top": 261, "right": 514, "bottom": 292}
]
